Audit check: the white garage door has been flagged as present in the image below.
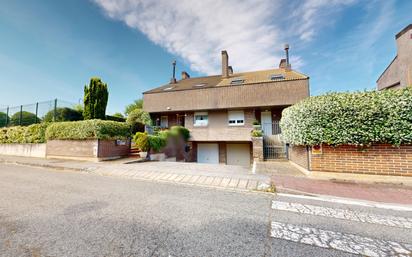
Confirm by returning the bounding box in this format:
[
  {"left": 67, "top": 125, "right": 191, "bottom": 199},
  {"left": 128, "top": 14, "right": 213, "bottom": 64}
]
[
  {"left": 226, "top": 144, "right": 251, "bottom": 166},
  {"left": 197, "top": 143, "right": 219, "bottom": 164}
]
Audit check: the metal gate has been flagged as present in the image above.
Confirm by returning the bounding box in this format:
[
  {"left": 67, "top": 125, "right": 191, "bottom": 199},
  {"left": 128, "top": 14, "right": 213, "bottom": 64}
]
[{"left": 262, "top": 121, "right": 286, "bottom": 159}]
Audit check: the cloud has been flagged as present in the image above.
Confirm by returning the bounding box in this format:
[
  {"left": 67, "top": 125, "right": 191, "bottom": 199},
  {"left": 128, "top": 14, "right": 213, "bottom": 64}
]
[{"left": 93, "top": 0, "right": 356, "bottom": 75}]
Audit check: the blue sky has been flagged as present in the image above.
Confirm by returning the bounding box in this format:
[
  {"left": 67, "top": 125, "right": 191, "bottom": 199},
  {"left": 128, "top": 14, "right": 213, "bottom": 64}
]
[{"left": 0, "top": 0, "right": 411, "bottom": 114}]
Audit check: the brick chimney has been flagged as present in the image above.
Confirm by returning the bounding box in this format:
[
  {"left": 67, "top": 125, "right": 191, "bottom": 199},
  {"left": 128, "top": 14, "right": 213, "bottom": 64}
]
[
  {"left": 181, "top": 71, "right": 190, "bottom": 80},
  {"left": 221, "top": 50, "right": 229, "bottom": 78}
]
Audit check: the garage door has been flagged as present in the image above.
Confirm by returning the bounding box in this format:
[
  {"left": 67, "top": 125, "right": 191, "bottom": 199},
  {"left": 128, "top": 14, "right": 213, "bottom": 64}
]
[
  {"left": 226, "top": 144, "right": 251, "bottom": 166},
  {"left": 197, "top": 143, "right": 219, "bottom": 164}
]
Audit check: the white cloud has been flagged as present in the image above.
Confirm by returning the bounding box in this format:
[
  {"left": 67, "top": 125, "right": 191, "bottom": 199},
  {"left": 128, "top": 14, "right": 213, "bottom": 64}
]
[{"left": 93, "top": 0, "right": 357, "bottom": 75}]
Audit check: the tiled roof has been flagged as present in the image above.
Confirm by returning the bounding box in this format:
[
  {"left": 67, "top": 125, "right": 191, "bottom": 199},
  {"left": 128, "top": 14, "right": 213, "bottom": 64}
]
[{"left": 143, "top": 68, "right": 308, "bottom": 94}]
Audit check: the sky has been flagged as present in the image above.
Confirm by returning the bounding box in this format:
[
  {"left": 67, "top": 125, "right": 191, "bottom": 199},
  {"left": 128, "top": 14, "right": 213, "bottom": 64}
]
[{"left": 0, "top": 0, "right": 411, "bottom": 114}]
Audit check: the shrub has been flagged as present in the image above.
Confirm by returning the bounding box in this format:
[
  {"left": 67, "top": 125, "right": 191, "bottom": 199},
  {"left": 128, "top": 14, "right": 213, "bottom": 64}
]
[
  {"left": 125, "top": 99, "right": 143, "bottom": 116},
  {"left": 9, "top": 111, "right": 40, "bottom": 126},
  {"left": 126, "top": 109, "right": 151, "bottom": 133},
  {"left": 106, "top": 115, "right": 125, "bottom": 122},
  {"left": 43, "top": 107, "right": 83, "bottom": 122},
  {"left": 280, "top": 88, "right": 412, "bottom": 146},
  {"left": 251, "top": 129, "right": 263, "bottom": 137},
  {"left": 46, "top": 119, "right": 130, "bottom": 140},
  {"left": 0, "top": 123, "right": 48, "bottom": 144},
  {"left": 169, "top": 126, "right": 190, "bottom": 141},
  {"left": 133, "top": 132, "right": 150, "bottom": 151},
  {"left": 252, "top": 119, "right": 260, "bottom": 125}
]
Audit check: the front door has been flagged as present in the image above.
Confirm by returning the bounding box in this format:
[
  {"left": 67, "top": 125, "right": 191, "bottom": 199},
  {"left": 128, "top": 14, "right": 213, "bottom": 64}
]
[{"left": 261, "top": 111, "right": 272, "bottom": 136}]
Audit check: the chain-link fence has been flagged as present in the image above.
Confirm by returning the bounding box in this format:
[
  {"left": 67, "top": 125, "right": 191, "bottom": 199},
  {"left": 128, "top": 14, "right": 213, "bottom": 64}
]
[{"left": 0, "top": 99, "right": 80, "bottom": 128}]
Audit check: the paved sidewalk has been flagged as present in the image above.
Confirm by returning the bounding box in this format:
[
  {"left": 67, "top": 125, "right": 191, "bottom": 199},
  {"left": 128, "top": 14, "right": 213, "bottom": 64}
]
[
  {"left": 0, "top": 156, "right": 272, "bottom": 192},
  {"left": 272, "top": 174, "right": 412, "bottom": 205}
]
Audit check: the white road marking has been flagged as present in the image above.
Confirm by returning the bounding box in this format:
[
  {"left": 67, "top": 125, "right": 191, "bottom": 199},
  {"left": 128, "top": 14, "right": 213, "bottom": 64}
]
[
  {"left": 270, "top": 222, "right": 412, "bottom": 257},
  {"left": 272, "top": 201, "right": 412, "bottom": 229},
  {"left": 276, "top": 193, "right": 412, "bottom": 212}
]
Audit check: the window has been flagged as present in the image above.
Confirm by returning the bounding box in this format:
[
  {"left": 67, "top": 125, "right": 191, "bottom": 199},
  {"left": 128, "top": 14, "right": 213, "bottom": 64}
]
[
  {"left": 270, "top": 74, "right": 285, "bottom": 80},
  {"left": 163, "top": 87, "right": 174, "bottom": 91},
  {"left": 193, "top": 83, "right": 206, "bottom": 88},
  {"left": 230, "top": 78, "right": 245, "bottom": 85},
  {"left": 228, "top": 110, "right": 244, "bottom": 126},
  {"left": 194, "top": 112, "right": 208, "bottom": 126},
  {"left": 160, "top": 116, "right": 168, "bottom": 128}
]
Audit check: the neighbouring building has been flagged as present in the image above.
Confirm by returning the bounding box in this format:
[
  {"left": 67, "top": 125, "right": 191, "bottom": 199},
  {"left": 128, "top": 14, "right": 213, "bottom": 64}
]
[
  {"left": 377, "top": 24, "right": 412, "bottom": 90},
  {"left": 143, "top": 46, "right": 309, "bottom": 166}
]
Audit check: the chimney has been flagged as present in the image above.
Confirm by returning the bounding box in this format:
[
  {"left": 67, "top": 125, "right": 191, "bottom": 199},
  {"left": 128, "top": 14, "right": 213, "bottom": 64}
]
[
  {"left": 284, "top": 44, "right": 291, "bottom": 70},
  {"left": 170, "top": 60, "right": 177, "bottom": 84},
  {"left": 228, "top": 66, "right": 233, "bottom": 76},
  {"left": 181, "top": 71, "right": 190, "bottom": 80},
  {"left": 221, "top": 50, "right": 229, "bottom": 78}
]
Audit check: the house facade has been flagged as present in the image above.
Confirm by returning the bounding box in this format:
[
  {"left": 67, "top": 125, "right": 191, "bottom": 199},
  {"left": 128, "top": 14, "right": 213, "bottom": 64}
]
[
  {"left": 377, "top": 24, "right": 412, "bottom": 90},
  {"left": 143, "top": 49, "right": 309, "bottom": 166}
]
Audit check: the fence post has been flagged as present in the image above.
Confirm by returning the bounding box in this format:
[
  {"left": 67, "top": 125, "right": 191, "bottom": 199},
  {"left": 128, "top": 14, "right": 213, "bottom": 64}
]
[
  {"left": 35, "top": 102, "right": 39, "bottom": 124},
  {"left": 19, "top": 105, "right": 23, "bottom": 126},
  {"left": 6, "top": 107, "right": 9, "bottom": 127},
  {"left": 53, "top": 99, "right": 57, "bottom": 122}
]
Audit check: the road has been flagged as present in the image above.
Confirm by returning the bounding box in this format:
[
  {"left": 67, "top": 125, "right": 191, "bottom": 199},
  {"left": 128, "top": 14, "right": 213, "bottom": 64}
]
[{"left": 0, "top": 164, "right": 411, "bottom": 257}]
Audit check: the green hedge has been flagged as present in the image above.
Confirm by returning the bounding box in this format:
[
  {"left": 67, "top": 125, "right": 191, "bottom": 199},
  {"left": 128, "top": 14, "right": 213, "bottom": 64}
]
[
  {"left": 0, "top": 123, "right": 48, "bottom": 144},
  {"left": 280, "top": 88, "right": 412, "bottom": 146},
  {"left": 46, "top": 119, "right": 130, "bottom": 140}
]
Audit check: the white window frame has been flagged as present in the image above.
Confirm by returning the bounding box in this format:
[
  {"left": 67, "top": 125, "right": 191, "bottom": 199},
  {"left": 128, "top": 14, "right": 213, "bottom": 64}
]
[
  {"left": 160, "top": 116, "right": 168, "bottom": 128},
  {"left": 228, "top": 110, "right": 245, "bottom": 126},
  {"left": 194, "top": 112, "right": 208, "bottom": 127}
]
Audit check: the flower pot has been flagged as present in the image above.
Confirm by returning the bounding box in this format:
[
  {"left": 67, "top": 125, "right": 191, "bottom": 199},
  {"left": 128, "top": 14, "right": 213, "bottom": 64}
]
[
  {"left": 253, "top": 124, "right": 261, "bottom": 129},
  {"left": 139, "top": 151, "right": 147, "bottom": 158}
]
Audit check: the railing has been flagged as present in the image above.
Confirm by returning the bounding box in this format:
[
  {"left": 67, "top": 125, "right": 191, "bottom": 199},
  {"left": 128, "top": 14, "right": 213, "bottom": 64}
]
[{"left": 262, "top": 121, "right": 281, "bottom": 136}]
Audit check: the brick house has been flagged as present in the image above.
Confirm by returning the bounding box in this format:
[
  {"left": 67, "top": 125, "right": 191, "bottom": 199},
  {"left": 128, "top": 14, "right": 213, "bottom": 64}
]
[
  {"left": 143, "top": 47, "right": 309, "bottom": 166},
  {"left": 377, "top": 24, "right": 412, "bottom": 90}
]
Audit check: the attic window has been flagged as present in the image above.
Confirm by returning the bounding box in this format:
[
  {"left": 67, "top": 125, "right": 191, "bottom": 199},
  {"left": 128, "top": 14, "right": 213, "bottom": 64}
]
[
  {"left": 230, "top": 78, "right": 244, "bottom": 85},
  {"left": 163, "top": 87, "right": 174, "bottom": 91},
  {"left": 270, "top": 74, "right": 285, "bottom": 80},
  {"left": 193, "top": 83, "right": 206, "bottom": 88}
]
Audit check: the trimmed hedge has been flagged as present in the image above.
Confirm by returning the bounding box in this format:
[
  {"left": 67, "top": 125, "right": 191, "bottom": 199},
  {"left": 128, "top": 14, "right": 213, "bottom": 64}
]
[
  {"left": 280, "top": 88, "right": 412, "bottom": 146},
  {"left": 46, "top": 119, "right": 130, "bottom": 140},
  {"left": 0, "top": 123, "right": 48, "bottom": 144}
]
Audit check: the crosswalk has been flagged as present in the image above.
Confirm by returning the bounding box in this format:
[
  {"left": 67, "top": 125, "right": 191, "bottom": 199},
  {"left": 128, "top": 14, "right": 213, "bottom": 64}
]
[{"left": 270, "top": 195, "right": 412, "bottom": 257}]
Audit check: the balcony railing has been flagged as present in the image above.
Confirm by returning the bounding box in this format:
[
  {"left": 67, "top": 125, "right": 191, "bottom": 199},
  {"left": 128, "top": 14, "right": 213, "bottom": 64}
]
[{"left": 262, "top": 121, "right": 281, "bottom": 136}]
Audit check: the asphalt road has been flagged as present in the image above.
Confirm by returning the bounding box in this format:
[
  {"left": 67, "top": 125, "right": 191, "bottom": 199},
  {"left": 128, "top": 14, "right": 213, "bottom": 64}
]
[{"left": 0, "top": 164, "right": 411, "bottom": 257}]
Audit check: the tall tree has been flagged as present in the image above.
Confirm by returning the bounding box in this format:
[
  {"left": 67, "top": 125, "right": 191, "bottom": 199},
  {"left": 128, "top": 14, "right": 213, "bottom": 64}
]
[
  {"left": 124, "top": 99, "right": 143, "bottom": 116},
  {"left": 83, "top": 77, "right": 109, "bottom": 120}
]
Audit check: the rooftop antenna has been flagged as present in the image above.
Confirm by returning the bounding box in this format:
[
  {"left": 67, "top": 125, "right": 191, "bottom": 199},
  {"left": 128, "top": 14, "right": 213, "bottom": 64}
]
[{"left": 170, "top": 60, "right": 177, "bottom": 84}]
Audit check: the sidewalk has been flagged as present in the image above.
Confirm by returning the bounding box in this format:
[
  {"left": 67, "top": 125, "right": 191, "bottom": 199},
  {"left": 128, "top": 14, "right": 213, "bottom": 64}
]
[
  {"left": 271, "top": 171, "right": 412, "bottom": 205},
  {"left": 0, "top": 156, "right": 272, "bottom": 192}
]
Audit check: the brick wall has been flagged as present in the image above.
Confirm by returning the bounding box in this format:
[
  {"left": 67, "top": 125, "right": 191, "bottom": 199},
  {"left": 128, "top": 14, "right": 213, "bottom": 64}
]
[
  {"left": 288, "top": 145, "right": 309, "bottom": 170},
  {"left": 311, "top": 144, "right": 412, "bottom": 177}
]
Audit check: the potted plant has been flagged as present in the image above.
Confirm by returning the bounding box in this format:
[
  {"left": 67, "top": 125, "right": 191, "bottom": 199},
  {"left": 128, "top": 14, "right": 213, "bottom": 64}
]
[
  {"left": 251, "top": 129, "right": 263, "bottom": 138},
  {"left": 252, "top": 120, "right": 261, "bottom": 129},
  {"left": 133, "top": 132, "right": 149, "bottom": 158}
]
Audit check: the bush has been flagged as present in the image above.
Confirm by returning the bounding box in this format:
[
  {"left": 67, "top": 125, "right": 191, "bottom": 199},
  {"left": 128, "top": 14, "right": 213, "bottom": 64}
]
[
  {"left": 0, "top": 123, "right": 48, "bottom": 144},
  {"left": 9, "top": 111, "right": 40, "bottom": 126},
  {"left": 133, "top": 130, "right": 168, "bottom": 153},
  {"left": 169, "top": 126, "right": 190, "bottom": 141},
  {"left": 280, "top": 88, "right": 412, "bottom": 146},
  {"left": 133, "top": 132, "right": 150, "bottom": 151},
  {"left": 46, "top": 119, "right": 130, "bottom": 140},
  {"left": 251, "top": 129, "right": 263, "bottom": 137},
  {"left": 83, "top": 77, "right": 108, "bottom": 120},
  {"left": 126, "top": 109, "right": 151, "bottom": 133},
  {"left": 43, "top": 107, "right": 83, "bottom": 122}
]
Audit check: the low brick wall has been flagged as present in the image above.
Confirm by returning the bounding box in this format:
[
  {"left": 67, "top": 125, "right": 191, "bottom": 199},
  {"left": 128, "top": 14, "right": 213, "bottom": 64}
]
[
  {"left": 46, "top": 139, "right": 130, "bottom": 161},
  {"left": 252, "top": 137, "right": 263, "bottom": 161},
  {"left": 0, "top": 143, "right": 46, "bottom": 158},
  {"left": 311, "top": 144, "right": 412, "bottom": 177},
  {"left": 288, "top": 145, "right": 309, "bottom": 170}
]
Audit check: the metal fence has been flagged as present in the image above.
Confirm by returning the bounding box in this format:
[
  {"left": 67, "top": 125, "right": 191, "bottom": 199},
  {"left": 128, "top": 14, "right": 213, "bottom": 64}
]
[{"left": 0, "top": 99, "right": 79, "bottom": 128}]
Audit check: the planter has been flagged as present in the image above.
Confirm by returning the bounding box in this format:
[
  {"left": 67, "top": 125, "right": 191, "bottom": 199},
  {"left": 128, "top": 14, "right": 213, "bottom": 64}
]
[
  {"left": 139, "top": 151, "right": 147, "bottom": 158},
  {"left": 150, "top": 153, "right": 166, "bottom": 161},
  {"left": 252, "top": 124, "right": 261, "bottom": 129}
]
